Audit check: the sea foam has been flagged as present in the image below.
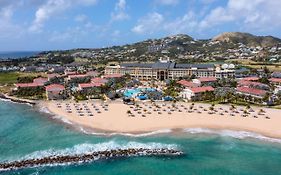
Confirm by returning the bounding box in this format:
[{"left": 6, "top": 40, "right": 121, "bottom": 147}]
[
  {"left": 79, "top": 127, "right": 172, "bottom": 137},
  {"left": 6, "top": 141, "right": 179, "bottom": 163},
  {"left": 183, "top": 128, "right": 281, "bottom": 144}
]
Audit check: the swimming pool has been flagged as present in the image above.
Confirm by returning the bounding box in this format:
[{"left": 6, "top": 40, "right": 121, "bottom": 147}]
[
  {"left": 123, "top": 88, "right": 142, "bottom": 98},
  {"left": 123, "top": 88, "right": 157, "bottom": 98}
]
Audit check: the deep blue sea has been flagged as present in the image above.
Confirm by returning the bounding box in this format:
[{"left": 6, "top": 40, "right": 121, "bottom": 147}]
[
  {"left": 0, "top": 51, "right": 40, "bottom": 59},
  {"left": 1, "top": 100, "right": 281, "bottom": 175}
]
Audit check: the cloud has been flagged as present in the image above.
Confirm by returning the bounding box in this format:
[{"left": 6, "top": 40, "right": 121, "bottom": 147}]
[
  {"left": 0, "top": 2, "right": 24, "bottom": 39},
  {"left": 75, "top": 14, "right": 88, "bottom": 23},
  {"left": 111, "top": 0, "right": 129, "bottom": 21},
  {"left": 154, "top": 0, "right": 179, "bottom": 5},
  {"left": 132, "top": 11, "right": 198, "bottom": 35},
  {"left": 132, "top": 12, "right": 164, "bottom": 34},
  {"left": 164, "top": 12, "right": 198, "bottom": 34},
  {"left": 199, "top": 7, "right": 234, "bottom": 29},
  {"left": 132, "top": 0, "right": 281, "bottom": 36},
  {"left": 29, "top": 0, "right": 98, "bottom": 32},
  {"left": 199, "top": 0, "right": 281, "bottom": 31},
  {"left": 0, "top": 6, "right": 13, "bottom": 21},
  {"left": 116, "top": 0, "right": 126, "bottom": 10},
  {"left": 49, "top": 27, "right": 88, "bottom": 43}
]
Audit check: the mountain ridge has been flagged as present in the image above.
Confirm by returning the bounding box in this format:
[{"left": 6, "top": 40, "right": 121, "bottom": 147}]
[
  {"left": 34, "top": 32, "right": 281, "bottom": 64},
  {"left": 212, "top": 32, "right": 281, "bottom": 47}
]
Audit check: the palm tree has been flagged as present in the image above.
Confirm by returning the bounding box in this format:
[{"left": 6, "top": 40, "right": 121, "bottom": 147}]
[{"left": 127, "top": 110, "right": 132, "bottom": 116}]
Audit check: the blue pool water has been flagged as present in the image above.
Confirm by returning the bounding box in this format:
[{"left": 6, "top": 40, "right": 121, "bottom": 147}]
[
  {"left": 123, "top": 88, "right": 157, "bottom": 98},
  {"left": 123, "top": 88, "right": 142, "bottom": 98}
]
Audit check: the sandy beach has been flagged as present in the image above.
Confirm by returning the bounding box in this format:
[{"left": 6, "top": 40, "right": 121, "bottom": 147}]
[{"left": 43, "top": 100, "right": 281, "bottom": 138}]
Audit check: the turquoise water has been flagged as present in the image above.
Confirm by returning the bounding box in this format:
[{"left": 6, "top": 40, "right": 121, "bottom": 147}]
[
  {"left": 1, "top": 100, "right": 281, "bottom": 175},
  {"left": 123, "top": 88, "right": 156, "bottom": 98},
  {"left": 124, "top": 88, "right": 142, "bottom": 97}
]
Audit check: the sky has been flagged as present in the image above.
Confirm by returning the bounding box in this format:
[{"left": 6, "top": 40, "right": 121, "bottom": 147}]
[{"left": 0, "top": 0, "right": 281, "bottom": 51}]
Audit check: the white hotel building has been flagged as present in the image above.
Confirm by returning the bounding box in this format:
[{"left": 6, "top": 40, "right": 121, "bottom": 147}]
[{"left": 105, "top": 59, "right": 235, "bottom": 81}]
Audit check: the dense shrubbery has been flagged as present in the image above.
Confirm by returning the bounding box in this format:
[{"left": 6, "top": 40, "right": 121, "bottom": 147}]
[
  {"left": 13, "top": 87, "right": 45, "bottom": 99},
  {"left": 46, "top": 56, "right": 74, "bottom": 64},
  {"left": 17, "top": 76, "right": 36, "bottom": 83}
]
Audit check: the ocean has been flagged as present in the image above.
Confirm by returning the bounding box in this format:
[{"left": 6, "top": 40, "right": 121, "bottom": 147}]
[
  {"left": 0, "top": 51, "right": 40, "bottom": 59},
  {"left": 1, "top": 100, "right": 281, "bottom": 175}
]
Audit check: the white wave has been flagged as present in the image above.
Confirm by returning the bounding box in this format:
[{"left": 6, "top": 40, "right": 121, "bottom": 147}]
[
  {"left": 80, "top": 128, "right": 172, "bottom": 137},
  {"left": 0, "top": 98, "right": 33, "bottom": 107},
  {"left": 0, "top": 98, "right": 12, "bottom": 102},
  {"left": 38, "top": 106, "right": 72, "bottom": 124},
  {"left": 8, "top": 141, "right": 178, "bottom": 162},
  {"left": 183, "top": 128, "right": 281, "bottom": 144},
  {"left": 53, "top": 115, "right": 72, "bottom": 125},
  {"left": 0, "top": 98, "right": 33, "bottom": 106},
  {"left": 38, "top": 106, "right": 52, "bottom": 114}
]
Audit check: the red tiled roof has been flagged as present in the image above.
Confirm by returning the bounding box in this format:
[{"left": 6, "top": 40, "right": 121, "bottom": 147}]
[
  {"left": 79, "top": 83, "right": 103, "bottom": 88},
  {"left": 68, "top": 74, "right": 88, "bottom": 79},
  {"left": 189, "top": 86, "right": 214, "bottom": 93},
  {"left": 15, "top": 83, "right": 44, "bottom": 88},
  {"left": 65, "top": 71, "right": 77, "bottom": 75},
  {"left": 242, "top": 77, "right": 259, "bottom": 81},
  {"left": 86, "top": 71, "right": 99, "bottom": 77},
  {"left": 238, "top": 80, "right": 267, "bottom": 87},
  {"left": 269, "top": 78, "right": 281, "bottom": 83},
  {"left": 104, "top": 74, "right": 123, "bottom": 78},
  {"left": 45, "top": 84, "right": 65, "bottom": 91},
  {"left": 91, "top": 77, "right": 108, "bottom": 84},
  {"left": 177, "top": 80, "right": 197, "bottom": 87},
  {"left": 33, "top": 77, "right": 48, "bottom": 84},
  {"left": 47, "top": 73, "right": 61, "bottom": 79},
  {"left": 198, "top": 77, "right": 217, "bottom": 82},
  {"left": 236, "top": 87, "right": 267, "bottom": 96}
]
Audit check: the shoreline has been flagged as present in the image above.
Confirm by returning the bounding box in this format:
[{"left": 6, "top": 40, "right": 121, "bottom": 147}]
[
  {"left": 42, "top": 100, "right": 281, "bottom": 140},
  {"left": 0, "top": 93, "right": 37, "bottom": 106}
]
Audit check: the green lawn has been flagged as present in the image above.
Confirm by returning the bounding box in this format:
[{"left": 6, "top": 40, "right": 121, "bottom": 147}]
[
  {"left": 0, "top": 72, "right": 47, "bottom": 85},
  {"left": 0, "top": 72, "right": 20, "bottom": 85}
]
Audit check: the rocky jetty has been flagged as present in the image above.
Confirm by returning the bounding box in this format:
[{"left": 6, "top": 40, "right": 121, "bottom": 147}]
[
  {"left": 0, "top": 93, "right": 36, "bottom": 105},
  {"left": 0, "top": 148, "right": 183, "bottom": 171}
]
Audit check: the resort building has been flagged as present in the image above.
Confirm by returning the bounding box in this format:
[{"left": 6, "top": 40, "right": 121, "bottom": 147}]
[
  {"left": 237, "top": 80, "right": 270, "bottom": 90},
  {"left": 15, "top": 83, "right": 44, "bottom": 89},
  {"left": 179, "top": 86, "right": 214, "bottom": 101},
  {"left": 78, "top": 83, "right": 103, "bottom": 91},
  {"left": 45, "top": 84, "right": 65, "bottom": 100},
  {"left": 103, "top": 74, "right": 123, "bottom": 79},
  {"left": 269, "top": 78, "right": 281, "bottom": 86},
  {"left": 236, "top": 87, "right": 267, "bottom": 99},
  {"left": 240, "top": 76, "right": 260, "bottom": 82},
  {"left": 15, "top": 77, "right": 48, "bottom": 90},
  {"left": 105, "top": 59, "right": 235, "bottom": 81},
  {"left": 192, "top": 77, "right": 217, "bottom": 86},
  {"left": 33, "top": 77, "right": 48, "bottom": 85},
  {"left": 78, "top": 77, "right": 108, "bottom": 91},
  {"left": 47, "top": 73, "right": 63, "bottom": 81},
  {"left": 177, "top": 80, "right": 199, "bottom": 88},
  {"left": 271, "top": 72, "right": 281, "bottom": 78},
  {"left": 214, "top": 64, "right": 235, "bottom": 79}
]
